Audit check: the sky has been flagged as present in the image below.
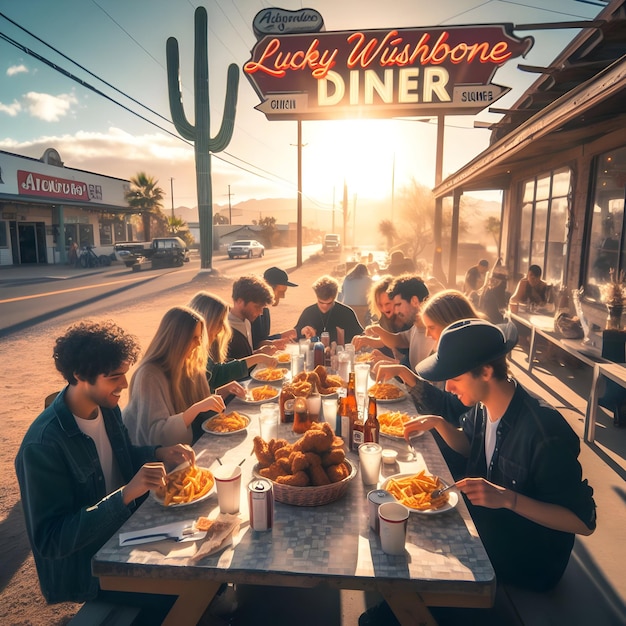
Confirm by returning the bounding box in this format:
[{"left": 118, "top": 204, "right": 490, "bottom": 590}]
[{"left": 0, "top": 0, "right": 605, "bottom": 223}]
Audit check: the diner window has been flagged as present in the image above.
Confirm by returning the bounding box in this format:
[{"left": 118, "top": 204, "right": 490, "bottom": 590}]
[
  {"left": 99, "top": 222, "right": 113, "bottom": 246},
  {"left": 516, "top": 168, "right": 571, "bottom": 286},
  {"left": 584, "top": 145, "right": 626, "bottom": 303},
  {"left": 0, "top": 220, "right": 7, "bottom": 247}
]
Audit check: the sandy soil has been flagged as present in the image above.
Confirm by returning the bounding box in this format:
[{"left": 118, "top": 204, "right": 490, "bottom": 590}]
[{"left": 0, "top": 257, "right": 328, "bottom": 625}]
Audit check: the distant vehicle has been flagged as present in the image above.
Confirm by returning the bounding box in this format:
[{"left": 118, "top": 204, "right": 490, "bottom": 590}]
[
  {"left": 227, "top": 240, "right": 265, "bottom": 259},
  {"left": 323, "top": 233, "right": 341, "bottom": 253},
  {"left": 114, "top": 237, "right": 189, "bottom": 269}
]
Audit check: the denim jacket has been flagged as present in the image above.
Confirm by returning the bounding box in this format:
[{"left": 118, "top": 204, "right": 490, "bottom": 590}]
[
  {"left": 463, "top": 383, "right": 596, "bottom": 590},
  {"left": 15, "top": 387, "right": 158, "bottom": 603}
]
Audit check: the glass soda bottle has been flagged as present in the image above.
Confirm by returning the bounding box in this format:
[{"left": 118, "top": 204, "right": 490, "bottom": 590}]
[
  {"left": 344, "top": 372, "right": 360, "bottom": 452},
  {"left": 293, "top": 396, "right": 311, "bottom": 434},
  {"left": 363, "top": 395, "right": 380, "bottom": 444}
]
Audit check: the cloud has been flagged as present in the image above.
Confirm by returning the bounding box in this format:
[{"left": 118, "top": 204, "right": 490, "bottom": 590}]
[
  {"left": 6, "top": 64, "right": 28, "bottom": 76},
  {"left": 0, "top": 100, "right": 21, "bottom": 116},
  {"left": 23, "top": 92, "right": 78, "bottom": 122}
]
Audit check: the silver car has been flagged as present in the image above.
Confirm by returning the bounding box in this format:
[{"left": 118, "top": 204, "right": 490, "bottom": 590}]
[{"left": 227, "top": 239, "right": 265, "bottom": 259}]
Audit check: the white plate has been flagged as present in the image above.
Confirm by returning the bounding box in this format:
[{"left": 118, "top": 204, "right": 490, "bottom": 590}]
[
  {"left": 377, "top": 411, "right": 417, "bottom": 439},
  {"left": 151, "top": 467, "right": 215, "bottom": 508},
  {"left": 380, "top": 429, "right": 425, "bottom": 441},
  {"left": 380, "top": 472, "right": 458, "bottom": 515},
  {"left": 250, "top": 367, "right": 288, "bottom": 383},
  {"left": 201, "top": 412, "right": 251, "bottom": 435},
  {"left": 368, "top": 387, "right": 407, "bottom": 403},
  {"left": 241, "top": 386, "right": 279, "bottom": 404}
]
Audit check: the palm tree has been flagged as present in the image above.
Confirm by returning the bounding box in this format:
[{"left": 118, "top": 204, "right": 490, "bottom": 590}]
[
  {"left": 167, "top": 215, "right": 187, "bottom": 235},
  {"left": 378, "top": 219, "right": 397, "bottom": 250},
  {"left": 125, "top": 172, "right": 165, "bottom": 241}
]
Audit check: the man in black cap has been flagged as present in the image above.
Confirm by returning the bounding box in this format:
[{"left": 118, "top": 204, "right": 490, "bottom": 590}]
[
  {"left": 409, "top": 319, "right": 596, "bottom": 590},
  {"left": 251, "top": 266, "right": 298, "bottom": 350}
]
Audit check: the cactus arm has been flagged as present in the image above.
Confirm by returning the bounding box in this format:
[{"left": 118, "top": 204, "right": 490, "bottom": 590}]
[
  {"left": 209, "top": 64, "right": 239, "bottom": 153},
  {"left": 166, "top": 38, "right": 196, "bottom": 141}
]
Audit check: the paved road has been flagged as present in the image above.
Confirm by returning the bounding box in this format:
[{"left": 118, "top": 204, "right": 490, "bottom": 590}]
[{"left": 0, "top": 245, "right": 320, "bottom": 337}]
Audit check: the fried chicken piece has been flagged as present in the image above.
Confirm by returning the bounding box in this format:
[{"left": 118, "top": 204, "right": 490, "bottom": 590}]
[
  {"left": 274, "top": 443, "right": 294, "bottom": 460},
  {"left": 309, "top": 463, "right": 331, "bottom": 486},
  {"left": 300, "top": 422, "right": 335, "bottom": 453},
  {"left": 269, "top": 438, "right": 290, "bottom": 456},
  {"left": 321, "top": 447, "right": 345, "bottom": 467},
  {"left": 259, "top": 461, "right": 285, "bottom": 481},
  {"left": 289, "top": 451, "right": 310, "bottom": 473},
  {"left": 326, "top": 462, "right": 350, "bottom": 483},
  {"left": 276, "top": 471, "right": 310, "bottom": 487},
  {"left": 325, "top": 374, "right": 345, "bottom": 387},
  {"left": 313, "top": 365, "right": 328, "bottom": 384},
  {"left": 253, "top": 435, "right": 274, "bottom": 467}
]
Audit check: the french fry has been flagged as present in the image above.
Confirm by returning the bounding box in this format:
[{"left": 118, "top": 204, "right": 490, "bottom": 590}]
[
  {"left": 386, "top": 470, "right": 449, "bottom": 511},
  {"left": 161, "top": 466, "right": 214, "bottom": 506},
  {"left": 204, "top": 411, "right": 249, "bottom": 433},
  {"left": 254, "top": 368, "right": 288, "bottom": 381},
  {"left": 250, "top": 385, "right": 279, "bottom": 401},
  {"left": 378, "top": 411, "right": 411, "bottom": 437},
  {"left": 367, "top": 383, "right": 405, "bottom": 400}
]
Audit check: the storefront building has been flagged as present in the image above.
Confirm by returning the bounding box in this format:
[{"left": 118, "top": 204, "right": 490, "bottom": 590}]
[
  {"left": 434, "top": 0, "right": 626, "bottom": 331},
  {"left": 0, "top": 148, "right": 135, "bottom": 266}
]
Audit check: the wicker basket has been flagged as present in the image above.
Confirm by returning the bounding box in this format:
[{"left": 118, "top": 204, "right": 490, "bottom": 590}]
[{"left": 253, "top": 460, "right": 357, "bottom": 506}]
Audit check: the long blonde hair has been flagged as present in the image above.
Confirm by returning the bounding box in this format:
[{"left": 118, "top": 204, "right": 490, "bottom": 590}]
[
  {"left": 134, "top": 305, "right": 210, "bottom": 413},
  {"left": 188, "top": 291, "right": 232, "bottom": 363},
  {"left": 420, "top": 289, "right": 479, "bottom": 328}
]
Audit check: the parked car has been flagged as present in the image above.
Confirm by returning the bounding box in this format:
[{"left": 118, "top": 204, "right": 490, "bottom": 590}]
[
  {"left": 323, "top": 233, "right": 341, "bottom": 254},
  {"left": 114, "top": 237, "right": 189, "bottom": 268},
  {"left": 227, "top": 240, "right": 265, "bottom": 259}
]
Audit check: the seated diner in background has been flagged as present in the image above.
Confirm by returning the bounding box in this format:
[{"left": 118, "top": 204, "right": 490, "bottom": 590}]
[
  {"left": 123, "top": 306, "right": 226, "bottom": 446},
  {"left": 295, "top": 274, "right": 363, "bottom": 344},
  {"left": 509, "top": 264, "right": 549, "bottom": 308},
  {"left": 338, "top": 262, "right": 373, "bottom": 327},
  {"left": 15, "top": 320, "right": 194, "bottom": 605},
  {"left": 188, "top": 291, "right": 277, "bottom": 391}
]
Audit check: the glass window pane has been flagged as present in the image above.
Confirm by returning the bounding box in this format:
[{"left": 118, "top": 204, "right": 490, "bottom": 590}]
[
  {"left": 517, "top": 200, "right": 533, "bottom": 270},
  {"left": 552, "top": 169, "right": 571, "bottom": 197},
  {"left": 536, "top": 175, "right": 551, "bottom": 201},
  {"left": 545, "top": 196, "right": 568, "bottom": 285}
]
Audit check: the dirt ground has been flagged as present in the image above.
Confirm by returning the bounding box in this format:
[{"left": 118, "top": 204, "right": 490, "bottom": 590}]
[{"left": 0, "top": 257, "right": 328, "bottom": 626}]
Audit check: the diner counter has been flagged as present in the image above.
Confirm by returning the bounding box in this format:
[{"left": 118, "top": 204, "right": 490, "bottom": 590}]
[{"left": 93, "top": 393, "right": 495, "bottom": 626}]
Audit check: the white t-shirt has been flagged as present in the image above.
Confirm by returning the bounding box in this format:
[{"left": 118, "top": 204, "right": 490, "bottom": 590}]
[
  {"left": 484, "top": 406, "right": 502, "bottom": 469},
  {"left": 75, "top": 408, "right": 124, "bottom": 493},
  {"left": 400, "top": 324, "right": 435, "bottom": 369}
]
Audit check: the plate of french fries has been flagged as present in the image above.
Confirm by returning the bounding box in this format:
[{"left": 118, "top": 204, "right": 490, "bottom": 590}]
[
  {"left": 251, "top": 367, "right": 289, "bottom": 383},
  {"left": 367, "top": 382, "right": 407, "bottom": 402},
  {"left": 377, "top": 411, "right": 423, "bottom": 439},
  {"left": 274, "top": 352, "right": 292, "bottom": 364},
  {"left": 241, "top": 385, "right": 279, "bottom": 404},
  {"left": 202, "top": 411, "right": 251, "bottom": 435},
  {"left": 381, "top": 470, "right": 458, "bottom": 514},
  {"left": 152, "top": 465, "right": 215, "bottom": 507}
]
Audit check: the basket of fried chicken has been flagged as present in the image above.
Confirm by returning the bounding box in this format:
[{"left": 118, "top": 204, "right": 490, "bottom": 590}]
[{"left": 252, "top": 422, "right": 356, "bottom": 506}]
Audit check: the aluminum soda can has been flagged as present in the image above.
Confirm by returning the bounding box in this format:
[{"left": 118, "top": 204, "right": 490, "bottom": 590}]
[
  {"left": 367, "top": 489, "right": 396, "bottom": 534},
  {"left": 248, "top": 478, "right": 274, "bottom": 531}
]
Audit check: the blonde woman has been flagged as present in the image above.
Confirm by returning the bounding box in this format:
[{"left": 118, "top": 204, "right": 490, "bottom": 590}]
[
  {"left": 188, "top": 291, "right": 276, "bottom": 392},
  {"left": 123, "top": 306, "right": 226, "bottom": 446}
]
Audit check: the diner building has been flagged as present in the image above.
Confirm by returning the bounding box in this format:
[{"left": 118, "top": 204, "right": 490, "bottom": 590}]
[
  {"left": 434, "top": 0, "right": 626, "bottom": 333},
  {"left": 0, "top": 148, "right": 134, "bottom": 266}
]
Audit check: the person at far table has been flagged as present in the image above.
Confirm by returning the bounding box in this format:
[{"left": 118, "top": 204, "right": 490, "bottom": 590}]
[
  {"left": 295, "top": 274, "right": 363, "bottom": 344},
  {"left": 251, "top": 266, "right": 298, "bottom": 350},
  {"left": 338, "top": 262, "right": 373, "bottom": 326},
  {"left": 15, "top": 320, "right": 194, "bottom": 606},
  {"left": 463, "top": 258, "right": 489, "bottom": 298},
  {"left": 227, "top": 274, "right": 276, "bottom": 360},
  {"left": 510, "top": 264, "right": 549, "bottom": 306},
  {"left": 189, "top": 291, "right": 277, "bottom": 391},
  {"left": 123, "top": 306, "right": 226, "bottom": 446},
  {"left": 353, "top": 274, "right": 434, "bottom": 369},
  {"left": 406, "top": 319, "right": 596, "bottom": 591}
]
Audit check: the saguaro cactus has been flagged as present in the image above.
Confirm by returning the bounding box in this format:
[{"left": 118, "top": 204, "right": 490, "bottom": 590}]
[{"left": 166, "top": 6, "right": 239, "bottom": 269}]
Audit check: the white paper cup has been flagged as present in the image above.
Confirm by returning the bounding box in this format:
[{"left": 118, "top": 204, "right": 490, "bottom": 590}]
[
  {"left": 291, "top": 354, "right": 305, "bottom": 376},
  {"left": 359, "top": 442, "right": 382, "bottom": 485},
  {"left": 259, "top": 404, "right": 279, "bottom": 441},
  {"left": 322, "top": 397, "right": 338, "bottom": 429},
  {"left": 378, "top": 501, "right": 409, "bottom": 555},
  {"left": 213, "top": 465, "right": 242, "bottom": 514}
]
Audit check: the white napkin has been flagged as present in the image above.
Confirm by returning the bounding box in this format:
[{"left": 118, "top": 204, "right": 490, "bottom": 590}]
[{"left": 119, "top": 519, "right": 206, "bottom": 547}]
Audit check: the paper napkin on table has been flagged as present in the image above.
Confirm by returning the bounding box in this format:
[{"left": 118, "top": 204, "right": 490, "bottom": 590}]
[{"left": 119, "top": 519, "right": 206, "bottom": 547}]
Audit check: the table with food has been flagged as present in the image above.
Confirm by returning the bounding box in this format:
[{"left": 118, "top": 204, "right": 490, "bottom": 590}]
[{"left": 93, "top": 365, "right": 495, "bottom": 626}]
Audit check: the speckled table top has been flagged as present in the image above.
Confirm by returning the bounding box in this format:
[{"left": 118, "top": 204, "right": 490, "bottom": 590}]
[{"left": 94, "top": 394, "right": 495, "bottom": 603}]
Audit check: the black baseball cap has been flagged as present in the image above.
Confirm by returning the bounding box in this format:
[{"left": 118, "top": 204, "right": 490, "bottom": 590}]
[
  {"left": 263, "top": 267, "right": 297, "bottom": 287},
  {"left": 416, "top": 319, "right": 518, "bottom": 382}
]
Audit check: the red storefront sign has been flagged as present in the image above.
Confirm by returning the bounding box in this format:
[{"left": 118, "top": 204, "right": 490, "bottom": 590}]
[
  {"left": 244, "top": 19, "right": 533, "bottom": 120},
  {"left": 18, "top": 170, "right": 90, "bottom": 201}
]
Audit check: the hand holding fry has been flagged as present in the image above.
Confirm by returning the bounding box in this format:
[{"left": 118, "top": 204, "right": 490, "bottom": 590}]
[
  {"left": 123, "top": 462, "right": 167, "bottom": 505},
  {"left": 156, "top": 465, "right": 215, "bottom": 506},
  {"left": 155, "top": 443, "right": 195, "bottom": 470}
]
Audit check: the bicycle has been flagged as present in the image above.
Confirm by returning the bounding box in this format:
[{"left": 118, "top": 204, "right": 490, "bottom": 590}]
[{"left": 78, "top": 245, "right": 112, "bottom": 268}]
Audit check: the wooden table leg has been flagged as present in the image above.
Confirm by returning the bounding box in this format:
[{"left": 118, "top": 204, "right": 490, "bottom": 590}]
[
  {"left": 381, "top": 590, "right": 438, "bottom": 626},
  {"left": 99, "top": 576, "right": 220, "bottom": 626},
  {"left": 585, "top": 364, "right": 602, "bottom": 443}
]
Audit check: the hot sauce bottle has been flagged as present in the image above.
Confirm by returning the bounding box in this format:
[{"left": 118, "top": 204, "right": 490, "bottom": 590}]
[
  {"left": 293, "top": 396, "right": 311, "bottom": 434},
  {"left": 279, "top": 381, "right": 295, "bottom": 423}
]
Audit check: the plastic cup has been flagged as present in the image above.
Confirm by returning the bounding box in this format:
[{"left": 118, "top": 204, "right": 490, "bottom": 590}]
[
  {"left": 291, "top": 354, "right": 305, "bottom": 376},
  {"left": 378, "top": 501, "right": 409, "bottom": 555},
  {"left": 259, "top": 404, "right": 279, "bottom": 441},
  {"left": 322, "top": 397, "right": 338, "bottom": 429},
  {"left": 213, "top": 465, "right": 242, "bottom": 514},
  {"left": 359, "top": 442, "right": 382, "bottom": 485}
]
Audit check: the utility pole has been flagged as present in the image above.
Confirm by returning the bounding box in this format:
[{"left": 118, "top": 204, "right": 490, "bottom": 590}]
[
  {"left": 292, "top": 121, "right": 307, "bottom": 268},
  {"left": 391, "top": 153, "right": 395, "bottom": 221},
  {"left": 227, "top": 185, "right": 234, "bottom": 224},
  {"left": 331, "top": 186, "right": 336, "bottom": 233},
  {"left": 170, "top": 177, "right": 175, "bottom": 233}
]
